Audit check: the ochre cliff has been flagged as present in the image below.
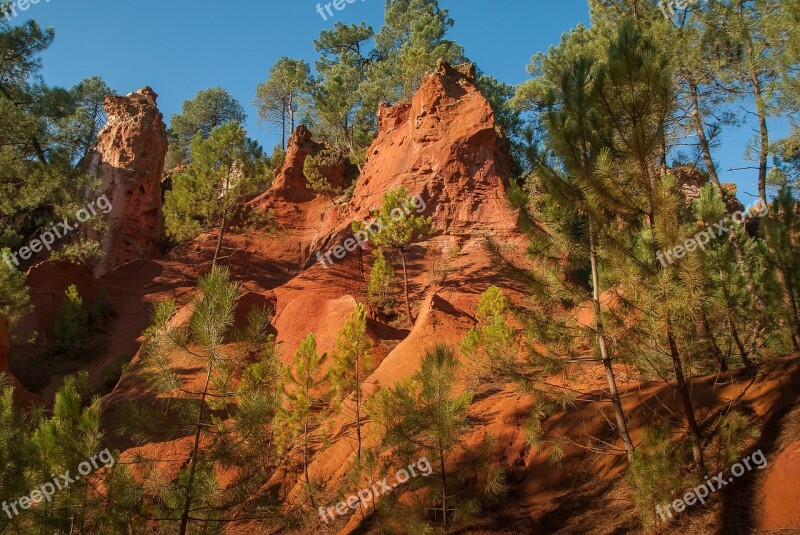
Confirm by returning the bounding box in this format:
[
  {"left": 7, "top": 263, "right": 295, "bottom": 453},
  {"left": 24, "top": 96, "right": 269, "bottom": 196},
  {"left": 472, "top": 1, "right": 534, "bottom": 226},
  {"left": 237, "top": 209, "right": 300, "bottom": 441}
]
[{"left": 87, "top": 86, "right": 168, "bottom": 276}]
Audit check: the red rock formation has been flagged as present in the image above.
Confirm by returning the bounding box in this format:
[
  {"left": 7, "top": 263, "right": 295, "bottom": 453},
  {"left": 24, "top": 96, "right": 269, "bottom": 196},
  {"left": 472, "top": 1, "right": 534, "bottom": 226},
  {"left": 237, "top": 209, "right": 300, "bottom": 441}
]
[
  {"left": 269, "top": 124, "right": 345, "bottom": 203},
  {"left": 247, "top": 126, "right": 345, "bottom": 271},
  {"left": 348, "top": 59, "right": 516, "bottom": 239},
  {"left": 673, "top": 165, "right": 745, "bottom": 213},
  {"left": 87, "top": 86, "right": 168, "bottom": 276}
]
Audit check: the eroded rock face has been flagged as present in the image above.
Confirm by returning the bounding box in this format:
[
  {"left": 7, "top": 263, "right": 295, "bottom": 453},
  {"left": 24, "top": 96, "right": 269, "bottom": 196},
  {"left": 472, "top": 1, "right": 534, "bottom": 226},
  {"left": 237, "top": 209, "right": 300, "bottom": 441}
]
[
  {"left": 349, "top": 59, "right": 516, "bottom": 238},
  {"left": 270, "top": 125, "right": 345, "bottom": 202},
  {"left": 673, "top": 166, "right": 744, "bottom": 213},
  {"left": 87, "top": 87, "right": 168, "bottom": 276}
]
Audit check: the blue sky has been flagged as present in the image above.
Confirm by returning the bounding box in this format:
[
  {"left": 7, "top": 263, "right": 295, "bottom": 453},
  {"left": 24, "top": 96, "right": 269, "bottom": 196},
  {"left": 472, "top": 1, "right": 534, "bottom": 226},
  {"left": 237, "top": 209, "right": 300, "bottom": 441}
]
[{"left": 14, "top": 0, "right": 777, "bottom": 200}]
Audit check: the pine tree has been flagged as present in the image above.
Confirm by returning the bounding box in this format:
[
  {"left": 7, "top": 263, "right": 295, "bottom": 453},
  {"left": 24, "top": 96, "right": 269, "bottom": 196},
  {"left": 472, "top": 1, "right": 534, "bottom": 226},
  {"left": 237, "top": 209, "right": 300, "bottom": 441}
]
[
  {"left": 626, "top": 426, "right": 687, "bottom": 528},
  {"left": 460, "top": 286, "right": 516, "bottom": 386},
  {"left": 515, "top": 48, "right": 637, "bottom": 461},
  {"left": 164, "top": 122, "right": 269, "bottom": 268},
  {"left": 0, "top": 18, "right": 111, "bottom": 268},
  {"left": 362, "top": 187, "right": 433, "bottom": 323},
  {"left": 53, "top": 285, "right": 89, "bottom": 358},
  {"left": 373, "top": 0, "right": 464, "bottom": 100},
  {"left": 367, "top": 250, "right": 396, "bottom": 315},
  {"left": 303, "top": 149, "right": 344, "bottom": 201},
  {"left": 166, "top": 87, "right": 247, "bottom": 167},
  {"left": 255, "top": 57, "right": 312, "bottom": 150},
  {"left": 0, "top": 382, "right": 34, "bottom": 533},
  {"left": 370, "top": 344, "right": 471, "bottom": 527},
  {"left": 312, "top": 23, "right": 376, "bottom": 170},
  {"left": 280, "top": 333, "right": 328, "bottom": 510},
  {"left": 762, "top": 188, "right": 800, "bottom": 350},
  {"left": 591, "top": 20, "right": 708, "bottom": 475},
  {"left": 32, "top": 372, "right": 105, "bottom": 533},
  {"left": 120, "top": 267, "right": 280, "bottom": 534},
  {"left": 329, "top": 304, "right": 373, "bottom": 462},
  {"left": 666, "top": 3, "right": 771, "bottom": 327},
  {"left": 0, "top": 252, "right": 32, "bottom": 339},
  {"left": 693, "top": 186, "right": 763, "bottom": 367}
]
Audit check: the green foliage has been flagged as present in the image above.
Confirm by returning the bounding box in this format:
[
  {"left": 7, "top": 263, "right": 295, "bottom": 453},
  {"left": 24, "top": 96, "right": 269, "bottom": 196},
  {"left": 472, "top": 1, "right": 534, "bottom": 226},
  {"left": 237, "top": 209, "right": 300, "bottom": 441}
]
[
  {"left": 0, "top": 384, "right": 35, "bottom": 531},
  {"left": 374, "top": 0, "right": 464, "bottom": 100},
  {"left": 166, "top": 86, "right": 247, "bottom": 168},
  {"left": 626, "top": 427, "right": 689, "bottom": 529},
  {"left": 460, "top": 286, "right": 517, "bottom": 385},
  {"left": 118, "top": 267, "right": 283, "bottom": 532},
  {"left": 761, "top": 188, "right": 800, "bottom": 348},
  {"left": 368, "top": 187, "right": 432, "bottom": 251},
  {"left": 329, "top": 304, "right": 373, "bottom": 407},
  {"left": 255, "top": 57, "right": 312, "bottom": 149},
  {"left": 50, "top": 237, "right": 104, "bottom": 266},
  {"left": 303, "top": 149, "right": 343, "bottom": 199},
  {"left": 714, "top": 413, "right": 760, "bottom": 468},
  {"left": 31, "top": 371, "right": 108, "bottom": 531},
  {"left": 371, "top": 344, "right": 472, "bottom": 526},
  {"left": 0, "top": 19, "right": 112, "bottom": 264},
  {"left": 311, "top": 22, "right": 376, "bottom": 168},
  {"left": 53, "top": 285, "right": 112, "bottom": 359},
  {"left": 367, "top": 250, "right": 397, "bottom": 315},
  {"left": 100, "top": 355, "right": 130, "bottom": 392},
  {"left": 0, "top": 251, "right": 32, "bottom": 337},
  {"left": 0, "top": 369, "right": 112, "bottom": 532},
  {"left": 278, "top": 333, "right": 329, "bottom": 508},
  {"left": 53, "top": 285, "right": 88, "bottom": 356},
  {"left": 357, "top": 186, "right": 432, "bottom": 322},
  {"left": 164, "top": 122, "right": 271, "bottom": 256},
  {"left": 329, "top": 304, "right": 373, "bottom": 460},
  {"left": 476, "top": 74, "right": 525, "bottom": 169},
  {"left": 283, "top": 1, "right": 466, "bottom": 172}
]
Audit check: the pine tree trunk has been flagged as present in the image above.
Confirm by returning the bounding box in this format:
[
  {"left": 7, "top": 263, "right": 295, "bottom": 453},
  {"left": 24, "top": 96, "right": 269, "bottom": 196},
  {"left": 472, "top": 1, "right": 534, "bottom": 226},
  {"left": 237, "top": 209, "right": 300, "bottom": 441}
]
[
  {"left": 355, "top": 357, "right": 362, "bottom": 462},
  {"left": 667, "top": 324, "right": 708, "bottom": 476},
  {"left": 212, "top": 217, "right": 227, "bottom": 270},
  {"left": 303, "top": 367, "right": 318, "bottom": 510},
  {"left": 689, "top": 80, "right": 767, "bottom": 327},
  {"left": 438, "top": 441, "right": 448, "bottom": 528},
  {"left": 212, "top": 170, "right": 232, "bottom": 269},
  {"left": 775, "top": 262, "right": 800, "bottom": 351},
  {"left": 748, "top": 63, "right": 769, "bottom": 209},
  {"left": 289, "top": 94, "right": 296, "bottom": 135},
  {"left": 729, "top": 315, "right": 753, "bottom": 367},
  {"left": 399, "top": 249, "right": 413, "bottom": 324},
  {"left": 747, "top": 66, "right": 800, "bottom": 350},
  {"left": 588, "top": 216, "right": 635, "bottom": 462},
  {"left": 740, "top": 5, "right": 800, "bottom": 348},
  {"left": 179, "top": 362, "right": 214, "bottom": 535},
  {"left": 281, "top": 105, "right": 287, "bottom": 150},
  {"left": 645, "top": 161, "right": 707, "bottom": 477},
  {"left": 700, "top": 305, "right": 727, "bottom": 372}
]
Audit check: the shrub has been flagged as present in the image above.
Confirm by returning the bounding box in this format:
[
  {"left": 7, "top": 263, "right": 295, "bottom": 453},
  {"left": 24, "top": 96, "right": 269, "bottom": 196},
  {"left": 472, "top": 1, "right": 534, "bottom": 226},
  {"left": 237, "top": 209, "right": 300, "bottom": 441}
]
[{"left": 53, "top": 286, "right": 112, "bottom": 359}]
